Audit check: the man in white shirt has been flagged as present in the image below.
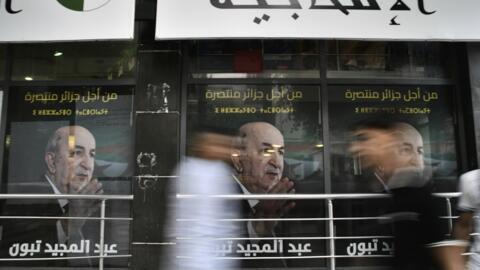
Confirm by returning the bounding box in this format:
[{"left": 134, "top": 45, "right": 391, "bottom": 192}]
[
  {"left": 453, "top": 169, "right": 480, "bottom": 269},
  {"left": 166, "top": 132, "right": 241, "bottom": 270}
]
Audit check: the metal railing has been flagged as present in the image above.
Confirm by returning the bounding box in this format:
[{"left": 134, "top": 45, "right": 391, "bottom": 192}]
[
  {"left": 175, "top": 192, "right": 461, "bottom": 270},
  {"left": 0, "top": 194, "right": 133, "bottom": 270},
  {"left": 0, "top": 193, "right": 463, "bottom": 270}
]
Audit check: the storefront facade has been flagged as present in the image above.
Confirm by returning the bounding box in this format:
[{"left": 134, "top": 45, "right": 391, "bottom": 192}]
[{"left": 0, "top": 0, "right": 479, "bottom": 269}]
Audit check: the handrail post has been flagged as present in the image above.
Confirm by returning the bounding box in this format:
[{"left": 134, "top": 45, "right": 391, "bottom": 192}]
[
  {"left": 99, "top": 199, "right": 106, "bottom": 270},
  {"left": 446, "top": 198, "right": 453, "bottom": 233},
  {"left": 328, "top": 199, "right": 335, "bottom": 270}
]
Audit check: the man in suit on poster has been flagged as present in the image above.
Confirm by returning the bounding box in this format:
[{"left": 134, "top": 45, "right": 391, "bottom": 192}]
[
  {"left": 231, "top": 122, "right": 296, "bottom": 267},
  {"left": 349, "top": 121, "right": 453, "bottom": 270},
  {"left": 0, "top": 125, "right": 103, "bottom": 265}
]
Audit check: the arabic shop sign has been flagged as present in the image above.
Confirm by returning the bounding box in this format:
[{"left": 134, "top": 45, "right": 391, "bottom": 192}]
[
  {"left": 156, "top": 0, "right": 480, "bottom": 40},
  {"left": 0, "top": 0, "right": 135, "bottom": 42}
]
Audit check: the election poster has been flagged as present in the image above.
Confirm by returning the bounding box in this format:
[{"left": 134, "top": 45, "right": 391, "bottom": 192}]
[{"left": 0, "top": 86, "right": 134, "bottom": 267}]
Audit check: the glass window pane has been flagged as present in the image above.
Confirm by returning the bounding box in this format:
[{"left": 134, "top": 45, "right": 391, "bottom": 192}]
[
  {"left": 328, "top": 85, "right": 458, "bottom": 192},
  {"left": 12, "top": 42, "right": 136, "bottom": 81},
  {"left": 190, "top": 40, "right": 321, "bottom": 79},
  {"left": 328, "top": 41, "right": 452, "bottom": 79},
  {"left": 1, "top": 86, "right": 134, "bottom": 268},
  {"left": 186, "top": 84, "right": 325, "bottom": 267},
  {"left": 328, "top": 85, "right": 457, "bottom": 267},
  {"left": 0, "top": 45, "right": 5, "bottom": 81}
]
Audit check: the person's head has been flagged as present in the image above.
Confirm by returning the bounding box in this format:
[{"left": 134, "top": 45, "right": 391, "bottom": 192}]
[
  {"left": 189, "top": 132, "right": 236, "bottom": 162},
  {"left": 389, "top": 122, "right": 424, "bottom": 171},
  {"left": 232, "top": 122, "right": 285, "bottom": 193},
  {"left": 350, "top": 121, "right": 424, "bottom": 180},
  {"left": 44, "top": 126, "right": 96, "bottom": 193}
]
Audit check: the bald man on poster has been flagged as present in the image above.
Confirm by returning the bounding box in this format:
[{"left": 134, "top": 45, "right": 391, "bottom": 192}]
[
  {"left": 44, "top": 125, "right": 103, "bottom": 244},
  {"left": 1, "top": 125, "right": 103, "bottom": 265},
  {"left": 230, "top": 122, "right": 296, "bottom": 267},
  {"left": 350, "top": 121, "right": 456, "bottom": 270},
  {"left": 232, "top": 122, "right": 296, "bottom": 237}
]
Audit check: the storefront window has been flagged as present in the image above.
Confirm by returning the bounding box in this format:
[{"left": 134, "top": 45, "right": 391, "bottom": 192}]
[
  {"left": 328, "top": 85, "right": 458, "bottom": 192},
  {"left": 190, "top": 40, "right": 321, "bottom": 79},
  {"left": 11, "top": 42, "right": 136, "bottom": 81},
  {"left": 187, "top": 84, "right": 326, "bottom": 267},
  {"left": 191, "top": 40, "right": 452, "bottom": 80},
  {"left": 185, "top": 40, "right": 461, "bottom": 268},
  {"left": 0, "top": 45, "right": 5, "bottom": 81},
  {"left": 0, "top": 86, "right": 134, "bottom": 268},
  {"left": 328, "top": 41, "right": 452, "bottom": 79},
  {"left": 326, "top": 84, "right": 457, "bottom": 267},
  {"left": 187, "top": 84, "right": 323, "bottom": 184}
]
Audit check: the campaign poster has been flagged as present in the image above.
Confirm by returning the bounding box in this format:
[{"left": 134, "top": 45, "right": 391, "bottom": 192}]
[
  {"left": 328, "top": 85, "right": 457, "bottom": 192},
  {"left": 186, "top": 84, "right": 457, "bottom": 267},
  {"left": 0, "top": 86, "right": 134, "bottom": 267},
  {"left": 186, "top": 84, "right": 325, "bottom": 267},
  {"left": 328, "top": 85, "right": 456, "bottom": 266}
]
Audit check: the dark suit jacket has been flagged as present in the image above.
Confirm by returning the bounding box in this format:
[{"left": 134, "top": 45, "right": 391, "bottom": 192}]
[
  {"left": 386, "top": 168, "right": 445, "bottom": 270},
  {"left": 0, "top": 176, "right": 102, "bottom": 266},
  {"left": 389, "top": 184, "right": 444, "bottom": 270},
  {"left": 232, "top": 181, "right": 288, "bottom": 268},
  {"left": 0, "top": 178, "right": 67, "bottom": 266}
]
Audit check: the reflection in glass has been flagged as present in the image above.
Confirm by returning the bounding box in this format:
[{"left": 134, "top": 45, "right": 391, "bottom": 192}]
[
  {"left": 0, "top": 45, "right": 5, "bottom": 81},
  {"left": 12, "top": 42, "right": 136, "bottom": 81},
  {"left": 190, "top": 40, "right": 320, "bottom": 79},
  {"left": 190, "top": 41, "right": 452, "bottom": 79},
  {"left": 0, "top": 86, "right": 134, "bottom": 267},
  {"left": 327, "top": 85, "right": 457, "bottom": 268},
  {"left": 187, "top": 84, "right": 323, "bottom": 190},
  {"left": 328, "top": 85, "right": 458, "bottom": 192},
  {"left": 327, "top": 41, "right": 452, "bottom": 79},
  {"left": 186, "top": 84, "right": 325, "bottom": 268}
]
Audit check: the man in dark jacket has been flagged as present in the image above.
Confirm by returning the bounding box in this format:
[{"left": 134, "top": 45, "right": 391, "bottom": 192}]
[
  {"left": 231, "top": 122, "right": 296, "bottom": 267},
  {"left": 1, "top": 125, "right": 103, "bottom": 265},
  {"left": 350, "top": 121, "right": 447, "bottom": 270}
]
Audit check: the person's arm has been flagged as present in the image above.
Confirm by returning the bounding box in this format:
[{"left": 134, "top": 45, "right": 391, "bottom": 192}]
[
  {"left": 420, "top": 184, "right": 470, "bottom": 270},
  {"left": 252, "top": 177, "right": 295, "bottom": 236},
  {"left": 454, "top": 211, "right": 474, "bottom": 244},
  {"left": 445, "top": 171, "right": 480, "bottom": 269},
  {"left": 450, "top": 211, "right": 474, "bottom": 266},
  {"left": 425, "top": 211, "right": 471, "bottom": 270},
  {"left": 432, "top": 243, "right": 468, "bottom": 270},
  {"left": 430, "top": 212, "right": 472, "bottom": 270}
]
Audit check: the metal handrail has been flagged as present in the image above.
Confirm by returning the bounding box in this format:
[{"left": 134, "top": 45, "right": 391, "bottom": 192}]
[
  {"left": 176, "top": 236, "right": 395, "bottom": 241},
  {"left": 432, "top": 192, "right": 462, "bottom": 198},
  {"left": 177, "top": 192, "right": 460, "bottom": 200},
  {"left": 0, "top": 194, "right": 133, "bottom": 200},
  {"left": 0, "top": 216, "right": 132, "bottom": 221},
  {"left": 177, "top": 193, "right": 391, "bottom": 200},
  {"left": 0, "top": 193, "right": 461, "bottom": 269},
  {"left": 0, "top": 194, "right": 133, "bottom": 270},
  {"left": 174, "top": 192, "right": 461, "bottom": 270}
]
